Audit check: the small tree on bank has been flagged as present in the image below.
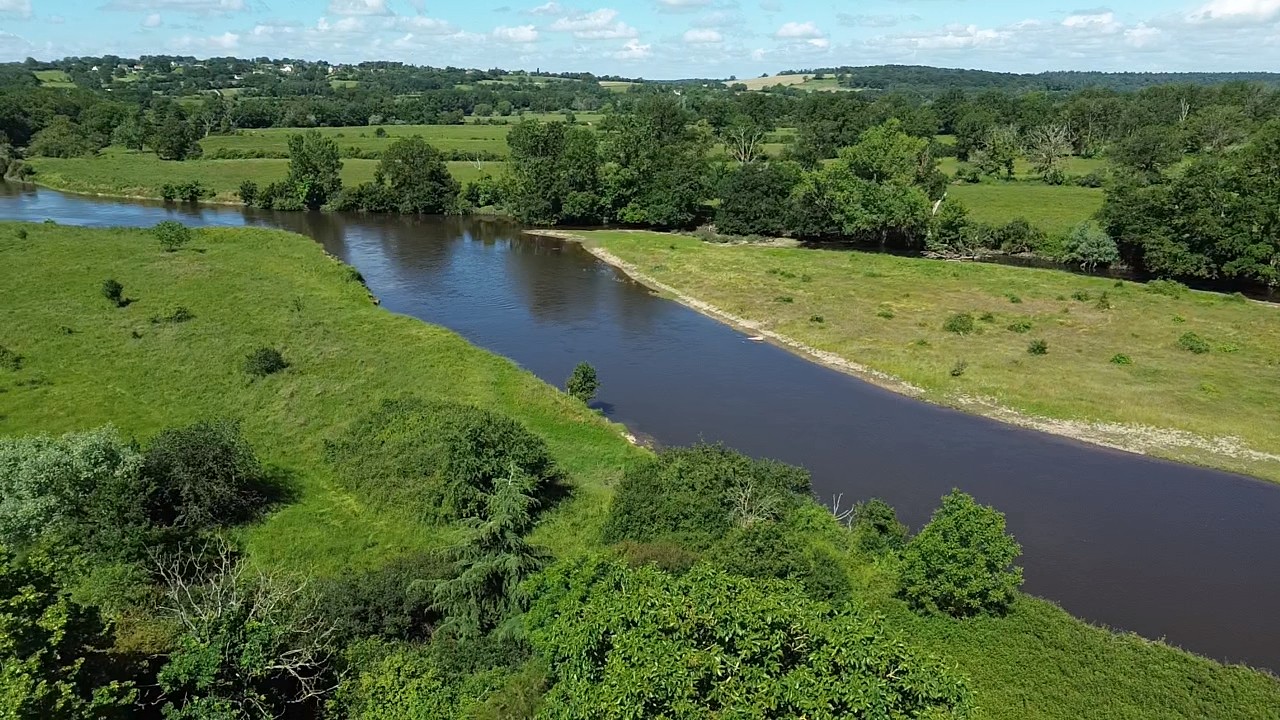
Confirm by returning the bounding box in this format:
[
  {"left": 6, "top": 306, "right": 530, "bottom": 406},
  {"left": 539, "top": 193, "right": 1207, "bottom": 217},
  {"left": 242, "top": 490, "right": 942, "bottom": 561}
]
[
  {"left": 899, "top": 489, "right": 1023, "bottom": 617},
  {"left": 153, "top": 220, "right": 192, "bottom": 252},
  {"left": 565, "top": 362, "right": 599, "bottom": 404}
]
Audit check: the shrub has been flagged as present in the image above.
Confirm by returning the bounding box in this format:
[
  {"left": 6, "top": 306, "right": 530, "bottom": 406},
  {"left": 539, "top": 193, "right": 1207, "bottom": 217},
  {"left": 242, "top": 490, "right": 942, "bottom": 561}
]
[
  {"left": 1074, "top": 169, "right": 1105, "bottom": 188},
  {"left": 1062, "top": 222, "right": 1120, "bottom": 270},
  {"left": 374, "top": 127, "right": 388, "bottom": 138},
  {"left": 942, "top": 312, "right": 975, "bottom": 335},
  {"left": 1110, "top": 353, "right": 1133, "bottom": 365},
  {"left": 325, "top": 397, "right": 563, "bottom": 521},
  {"left": 949, "top": 360, "right": 968, "bottom": 377},
  {"left": 1178, "top": 332, "right": 1211, "bottom": 354},
  {"left": 876, "top": 307, "right": 895, "bottom": 319},
  {"left": 978, "top": 312, "right": 995, "bottom": 322},
  {"left": 851, "top": 498, "right": 908, "bottom": 555},
  {"left": 101, "top": 278, "right": 125, "bottom": 307},
  {"left": 602, "top": 444, "right": 811, "bottom": 550},
  {"left": 526, "top": 558, "right": 972, "bottom": 718},
  {"left": 14, "top": 228, "right": 27, "bottom": 240},
  {"left": 899, "top": 489, "right": 1023, "bottom": 617},
  {"left": 989, "top": 218, "right": 1046, "bottom": 254},
  {"left": 1027, "top": 339, "right": 1049, "bottom": 355},
  {"left": 710, "top": 522, "right": 851, "bottom": 602},
  {"left": 0, "top": 345, "right": 22, "bottom": 371},
  {"left": 774, "top": 295, "right": 793, "bottom": 303},
  {"left": 616, "top": 540, "right": 700, "bottom": 574},
  {"left": 152, "top": 220, "right": 192, "bottom": 252},
  {"left": 1094, "top": 292, "right": 1113, "bottom": 311},
  {"left": 318, "top": 553, "right": 448, "bottom": 643},
  {"left": 1146, "top": 279, "right": 1188, "bottom": 297},
  {"left": 141, "top": 419, "right": 270, "bottom": 534},
  {"left": 809, "top": 315, "right": 824, "bottom": 324},
  {"left": 1006, "top": 293, "right": 1022, "bottom": 304},
  {"left": 237, "top": 179, "right": 259, "bottom": 206},
  {"left": 565, "top": 362, "right": 599, "bottom": 404},
  {"left": 244, "top": 347, "right": 288, "bottom": 376},
  {"left": 1071, "top": 290, "right": 1091, "bottom": 301}
]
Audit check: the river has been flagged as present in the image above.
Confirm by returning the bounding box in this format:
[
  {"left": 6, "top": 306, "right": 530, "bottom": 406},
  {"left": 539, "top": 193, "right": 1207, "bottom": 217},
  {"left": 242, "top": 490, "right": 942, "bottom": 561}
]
[{"left": 3, "top": 182, "right": 1279, "bottom": 672}]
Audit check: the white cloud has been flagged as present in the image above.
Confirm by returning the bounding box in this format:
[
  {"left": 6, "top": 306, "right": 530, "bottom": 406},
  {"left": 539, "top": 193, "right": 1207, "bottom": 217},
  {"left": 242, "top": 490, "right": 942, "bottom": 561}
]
[
  {"left": 526, "top": 1, "right": 566, "bottom": 14},
  {"left": 549, "top": 8, "right": 637, "bottom": 39},
  {"left": 493, "top": 24, "right": 539, "bottom": 42},
  {"left": 102, "top": 0, "right": 246, "bottom": 12},
  {"left": 682, "top": 28, "right": 721, "bottom": 43},
  {"left": 142, "top": 12, "right": 163, "bottom": 27},
  {"left": 1124, "top": 23, "right": 1162, "bottom": 48},
  {"left": 1190, "top": 0, "right": 1280, "bottom": 22},
  {"left": 775, "top": 21, "right": 825, "bottom": 40},
  {"left": 393, "top": 15, "right": 457, "bottom": 33},
  {"left": 657, "top": 0, "right": 711, "bottom": 11},
  {"left": 612, "top": 37, "right": 650, "bottom": 59},
  {"left": 171, "top": 30, "right": 239, "bottom": 50},
  {"left": 0, "top": 0, "right": 31, "bottom": 18},
  {"left": 1062, "top": 11, "right": 1120, "bottom": 33},
  {"left": 807, "top": 37, "right": 829, "bottom": 49},
  {"left": 328, "top": 0, "right": 393, "bottom": 16}
]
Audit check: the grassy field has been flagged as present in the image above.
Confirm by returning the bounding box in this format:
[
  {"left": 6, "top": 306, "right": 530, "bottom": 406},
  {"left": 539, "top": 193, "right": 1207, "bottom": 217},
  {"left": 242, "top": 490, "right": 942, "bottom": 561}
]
[
  {"left": 33, "top": 68, "right": 75, "bottom": 88},
  {"left": 949, "top": 182, "right": 1104, "bottom": 234},
  {"left": 27, "top": 149, "right": 501, "bottom": 203},
  {"left": 1, "top": 222, "right": 1277, "bottom": 717},
  {"left": 938, "top": 155, "right": 1107, "bottom": 180},
  {"left": 739, "top": 73, "right": 813, "bottom": 90},
  {"left": 201, "top": 124, "right": 512, "bottom": 157},
  {"left": 582, "top": 230, "right": 1280, "bottom": 483}
]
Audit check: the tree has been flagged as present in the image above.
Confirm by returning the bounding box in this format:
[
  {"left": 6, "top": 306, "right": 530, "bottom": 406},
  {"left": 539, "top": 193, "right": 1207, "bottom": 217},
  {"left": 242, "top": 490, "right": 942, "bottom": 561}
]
[
  {"left": 376, "top": 136, "right": 459, "bottom": 214},
  {"left": 851, "top": 498, "right": 908, "bottom": 555},
  {"left": 564, "top": 362, "right": 599, "bottom": 404},
  {"left": 976, "top": 124, "right": 1018, "bottom": 179},
  {"left": 715, "top": 160, "right": 800, "bottom": 237},
  {"left": 525, "top": 557, "right": 973, "bottom": 719},
  {"left": 1110, "top": 125, "right": 1181, "bottom": 177},
  {"left": 286, "top": 130, "right": 343, "bottom": 210},
  {"left": 600, "top": 95, "right": 710, "bottom": 228},
  {"left": 27, "top": 116, "right": 99, "bottom": 158},
  {"left": 1024, "top": 124, "right": 1073, "bottom": 183},
  {"left": 1062, "top": 222, "right": 1120, "bottom": 270},
  {"left": 0, "top": 548, "right": 135, "bottom": 719},
  {"left": 719, "top": 117, "right": 766, "bottom": 164},
  {"left": 151, "top": 111, "right": 202, "bottom": 161},
  {"left": 152, "top": 220, "right": 191, "bottom": 252},
  {"left": 899, "top": 489, "right": 1023, "bottom": 617},
  {"left": 101, "top": 278, "right": 125, "bottom": 307},
  {"left": 155, "top": 542, "right": 337, "bottom": 718},
  {"left": 433, "top": 466, "right": 549, "bottom": 638},
  {"left": 927, "top": 199, "right": 974, "bottom": 254},
  {"left": 506, "top": 120, "right": 603, "bottom": 225}
]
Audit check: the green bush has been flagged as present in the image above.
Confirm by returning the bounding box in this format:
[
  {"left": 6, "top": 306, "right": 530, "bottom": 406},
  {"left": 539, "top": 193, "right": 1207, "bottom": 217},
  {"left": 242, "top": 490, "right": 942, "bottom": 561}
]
[
  {"left": 876, "top": 307, "right": 895, "bottom": 319},
  {"left": 601, "top": 444, "right": 811, "bottom": 550},
  {"left": 525, "top": 557, "right": 973, "bottom": 718},
  {"left": 1146, "top": 279, "right": 1188, "bottom": 297},
  {"left": 141, "top": 419, "right": 271, "bottom": 535},
  {"left": 1006, "top": 293, "right": 1023, "bottom": 304},
  {"left": 809, "top": 314, "right": 825, "bottom": 323},
  {"left": 943, "top": 312, "right": 976, "bottom": 335},
  {"left": 1178, "top": 332, "right": 1211, "bottom": 354},
  {"left": 1028, "top": 339, "right": 1049, "bottom": 355},
  {"left": 325, "top": 397, "right": 564, "bottom": 521},
  {"left": 1071, "top": 290, "right": 1091, "bottom": 301},
  {"left": 14, "top": 228, "right": 27, "bottom": 240},
  {"left": 565, "top": 361, "right": 599, "bottom": 404},
  {"left": 244, "top": 347, "right": 289, "bottom": 376},
  {"left": 774, "top": 295, "right": 794, "bottom": 303},
  {"left": 1094, "top": 292, "right": 1113, "bottom": 311},
  {"left": 1110, "top": 353, "right": 1133, "bottom": 365},
  {"left": 318, "top": 553, "right": 448, "bottom": 643},
  {"left": 1062, "top": 222, "right": 1120, "bottom": 270},
  {"left": 237, "top": 179, "right": 259, "bottom": 206},
  {"left": 851, "top": 498, "right": 908, "bottom": 555},
  {"left": 950, "top": 360, "right": 968, "bottom": 377},
  {"left": 899, "top": 489, "right": 1023, "bottom": 617},
  {"left": 709, "top": 521, "right": 851, "bottom": 602},
  {"left": 101, "top": 278, "right": 125, "bottom": 307},
  {"left": 0, "top": 345, "right": 22, "bottom": 371},
  {"left": 616, "top": 540, "right": 701, "bottom": 574},
  {"left": 152, "top": 220, "right": 192, "bottom": 252}
]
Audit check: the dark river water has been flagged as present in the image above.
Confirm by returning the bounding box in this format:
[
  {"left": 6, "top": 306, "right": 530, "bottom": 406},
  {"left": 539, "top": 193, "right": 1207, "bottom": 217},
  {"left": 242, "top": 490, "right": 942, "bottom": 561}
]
[{"left": 4, "top": 182, "right": 1280, "bottom": 673}]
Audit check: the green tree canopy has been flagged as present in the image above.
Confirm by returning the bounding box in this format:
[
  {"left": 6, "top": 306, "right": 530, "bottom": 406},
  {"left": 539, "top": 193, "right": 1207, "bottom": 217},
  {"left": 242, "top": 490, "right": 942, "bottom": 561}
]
[
  {"left": 376, "top": 136, "right": 459, "bottom": 214},
  {"left": 286, "top": 129, "right": 343, "bottom": 210}
]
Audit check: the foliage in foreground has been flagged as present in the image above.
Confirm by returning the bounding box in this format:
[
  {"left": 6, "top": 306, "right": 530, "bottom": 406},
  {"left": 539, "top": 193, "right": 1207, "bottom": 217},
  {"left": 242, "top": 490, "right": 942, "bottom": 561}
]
[{"left": 525, "top": 555, "right": 973, "bottom": 719}]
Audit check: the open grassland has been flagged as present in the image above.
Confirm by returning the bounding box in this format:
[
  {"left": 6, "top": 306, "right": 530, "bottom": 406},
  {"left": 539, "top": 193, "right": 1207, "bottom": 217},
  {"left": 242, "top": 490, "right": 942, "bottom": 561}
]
[
  {"left": 33, "top": 68, "right": 76, "bottom": 87},
  {"left": 201, "top": 124, "right": 512, "bottom": 156},
  {"left": 581, "top": 230, "right": 1280, "bottom": 483},
  {"left": 27, "top": 149, "right": 500, "bottom": 202},
  {"left": 0, "top": 222, "right": 637, "bottom": 573},
  {"left": 949, "top": 182, "right": 1105, "bottom": 234},
  {"left": 938, "top": 155, "right": 1107, "bottom": 180},
  {"left": 1, "top": 222, "right": 1277, "bottom": 718},
  {"left": 739, "top": 73, "right": 813, "bottom": 90}
]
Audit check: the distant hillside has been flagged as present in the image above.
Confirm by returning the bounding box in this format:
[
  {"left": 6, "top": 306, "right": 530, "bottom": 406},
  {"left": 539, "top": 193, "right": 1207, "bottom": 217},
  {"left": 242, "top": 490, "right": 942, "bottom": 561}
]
[{"left": 774, "top": 64, "right": 1280, "bottom": 94}]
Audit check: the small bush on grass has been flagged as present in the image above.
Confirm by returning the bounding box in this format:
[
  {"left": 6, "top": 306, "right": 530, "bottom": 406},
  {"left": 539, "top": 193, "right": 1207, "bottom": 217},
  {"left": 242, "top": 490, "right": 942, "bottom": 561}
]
[
  {"left": 774, "top": 295, "right": 794, "bottom": 304},
  {"left": 1147, "top": 279, "right": 1188, "bottom": 297},
  {"left": 876, "top": 307, "right": 895, "bottom": 319},
  {"left": 101, "top": 279, "right": 125, "bottom": 307},
  {"left": 14, "top": 228, "right": 27, "bottom": 240},
  {"left": 564, "top": 362, "right": 599, "bottom": 404},
  {"left": 1178, "top": 332, "right": 1211, "bottom": 354},
  {"left": 152, "top": 221, "right": 192, "bottom": 252},
  {"left": 1028, "top": 339, "right": 1049, "bottom": 355},
  {"left": 809, "top": 315, "right": 824, "bottom": 324},
  {"left": 1110, "top": 353, "right": 1133, "bottom": 365},
  {"left": 978, "top": 312, "right": 995, "bottom": 322},
  {"left": 1006, "top": 293, "right": 1022, "bottom": 304},
  {"left": 949, "top": 360, "right": 968, "bottom": 377},
  {"left": 899, "top": 489, "right": 1023, "bottom": 617},
  {"left": 151, "top": 307, "right": 194, "bottom": 325},
  {"left": 237, "top": 180, "right": 258, "bottom": 206},
  {"left": 244, "top": 347, "right": 288, "bottom": 377},
  {"left": 1094, "top": 292, "right": 1113, "bottom": 311},
  {"left": 1071, "top": 290, "right": 1091, "bottom": 301},
  {"left": 943, "top": 312, "right": 976, "bottom": 335},
  {"left": 0, "top": 345, "right": 22, "bottom": 371}
]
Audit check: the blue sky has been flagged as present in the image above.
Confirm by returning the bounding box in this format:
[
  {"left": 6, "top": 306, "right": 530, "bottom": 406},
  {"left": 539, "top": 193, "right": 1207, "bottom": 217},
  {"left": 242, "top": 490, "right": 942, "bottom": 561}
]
[{"left": 2, "top": 0, "right": 1280, "bottom": 78}]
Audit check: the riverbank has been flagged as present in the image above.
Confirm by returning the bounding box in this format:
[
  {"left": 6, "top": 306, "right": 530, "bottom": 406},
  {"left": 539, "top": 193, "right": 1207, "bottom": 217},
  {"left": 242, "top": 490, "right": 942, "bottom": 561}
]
[
  {"left": 554, "top": 229, "right": 1280, "bottom": 485},
  {"left": 2, "top": 221, "right": 1278, "bottom": 716}
]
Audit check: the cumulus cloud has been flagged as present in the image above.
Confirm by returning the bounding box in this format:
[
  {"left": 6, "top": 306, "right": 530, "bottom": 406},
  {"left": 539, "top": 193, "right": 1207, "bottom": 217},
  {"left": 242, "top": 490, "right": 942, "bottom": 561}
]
[
  {"left": 549, "top": 8, "right": 637, "bottom": 39},
  {"left": 1062, "top": 11, "right": 1121, "bottom": 32},
  {"left": 774, "top": 21, "right": 825, "bottom": 39},
  {"left": 526, "top": 1, "right": 566, "bottom": 15},
  {"left": 143, "top": 12, "right": 163, "bottom": 26},
  {"left": 493, "top": 24, "right": 539, "bottom": 42},
  {"left": 0, "top": 0, "right": 31, "bottom": 18},
  {"left": 837, "top": 12, "right": 918, "bottom": 28},
  {"left": 682, "top": 27, "right": 722, "bottom": 43},
  {"left": 328, "top": 0, "right": 393, "bottom": 16},
  {"left": 395, "top": 15, "right": 456, "bottom": 33},
  {"left": 612, "top": 37, "right": 650, "bottom": 58},
  {"left": 657, "top": 0, "right": 711, "bottom": 12},
  {"left": 101, "top": 0, "right": 246, "bottom": 12},
  {"left": 1189, "top": 0, "right": 1280, "bottom": 22}
]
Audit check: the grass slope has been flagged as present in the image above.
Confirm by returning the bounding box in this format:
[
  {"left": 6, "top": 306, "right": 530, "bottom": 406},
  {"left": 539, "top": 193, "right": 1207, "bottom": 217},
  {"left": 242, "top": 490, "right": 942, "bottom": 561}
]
[
  {"left": 200, "top": 124, "right": 513, "bottom": 157},
  {"left": 0, "top": 222, "right": 635, "bottom": 573},
  {"left": 1, "top": 222, "right": 1277, "bottom": 717},
  {"left": 948, "top": 182, "right": 1105, "bottom": 235},
  {"left": 27, "top": 149, "right": 500, "bottom": 203},
  {"left": 582, "top": 230, "right": 1280, "bottom": 483}
]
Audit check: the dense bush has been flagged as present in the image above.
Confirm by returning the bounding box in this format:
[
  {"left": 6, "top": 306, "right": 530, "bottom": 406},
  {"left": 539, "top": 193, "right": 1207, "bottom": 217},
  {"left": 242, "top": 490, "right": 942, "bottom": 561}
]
[
  {"left": 564, "top": 361, "right": 598, "bottom": 404},
  {"left": 899, "top": 489, "right": 1023, "bottom": 617},
  {"left": 709, "top": 521, "right": 851, "bottom": 601},
  {"left": 377, "top": 136, "right": 460, "bottom": 214},
  {"left": 1028, "top": 339, "right": 1049, "bottom": 355},
  {"left": 1178, "top": 332, "right": 1211, "bottom": 354},
  {"left": 237, "top": 179, "right": 259, "bottom": 206},
  {"left": 601, "top": 444, "right": 811, "bottom": 550},
  {"left": 325, "top": 397, "right": 563, "bottom": 521},
  {"left": 526, "top": 556, "right": 973, "bottom": 718},
  {"left": 101, "top": 278, "right": 125, "bottom": 307},
  {"left": 159, "top": 181, "right": 211, "bottom": 203},
  {"left": 1146, "top": 279, "right": 1188, "bottom": 297},
  {"left": 318, "top": 553, "right": 448, "bottom": 643},
  {"left": 244, "top": 346, "right": 289, "bottom": 376},
  {"left": 851, "top": 498, "right": 908, "bottom": 555},
  {"left": 152, "top": 220, "right": 192, "bottom": 252},
  {"left": 141, "top": 419, "right": 270, "bottom": 534},
  {"left": 943, "top": 312, "right": 976, "bottom": 335},
  {"left": 0, "top": 344, "right": 22, "bottom": 371},
  {"left": 1062, "top": 222, "right": 1120, "bottom": 270},
  {"left": 714, "top": 160, "right": 800, "bottom": 237}
]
